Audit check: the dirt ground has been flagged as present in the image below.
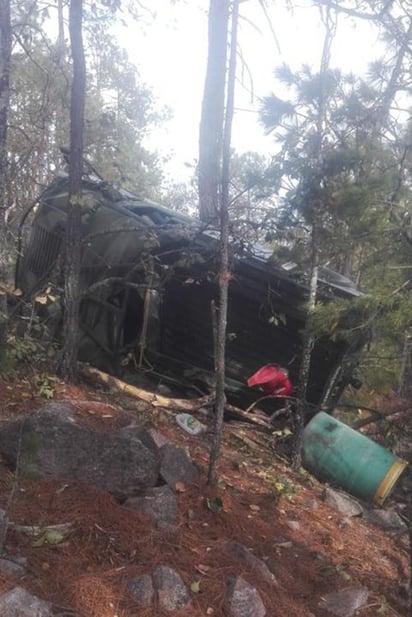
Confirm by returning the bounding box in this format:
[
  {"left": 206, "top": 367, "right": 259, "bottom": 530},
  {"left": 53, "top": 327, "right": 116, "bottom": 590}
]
[{"left": 0, "top": 372, "right": 409, "bottom": 617}]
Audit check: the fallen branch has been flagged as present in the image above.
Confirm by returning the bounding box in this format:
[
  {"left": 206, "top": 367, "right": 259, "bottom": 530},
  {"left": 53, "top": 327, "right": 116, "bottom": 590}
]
[
  {"left": 353, "top": 407, "right": 411, "bottom": 430},
  {"left": 224, "top": 403, "right": 273, "bottom": 430},
  {"left": 335, "top": 402, "right": 412, "bottom": 429},
  {"left": 81, "top": 365, "right": 214, "bottom": 411},
  {"left": 227, "top": 426, "right": 267, "bottom": 454}
]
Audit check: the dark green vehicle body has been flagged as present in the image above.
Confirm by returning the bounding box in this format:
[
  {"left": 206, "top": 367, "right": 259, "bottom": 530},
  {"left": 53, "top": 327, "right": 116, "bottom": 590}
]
[{"left": 16, "top": 172, "right": 365, "bottom": 413}]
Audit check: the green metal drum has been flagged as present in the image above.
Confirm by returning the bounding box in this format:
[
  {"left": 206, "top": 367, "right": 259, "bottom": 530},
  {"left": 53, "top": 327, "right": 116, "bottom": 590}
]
[{"left": 302, "top": 412, "right": 407, "bottom": 505}]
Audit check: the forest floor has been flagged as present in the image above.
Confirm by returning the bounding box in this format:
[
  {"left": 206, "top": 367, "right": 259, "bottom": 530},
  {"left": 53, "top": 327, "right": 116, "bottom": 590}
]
[{"left": 0, "top": 370, "right": 409, "bottom": 617}]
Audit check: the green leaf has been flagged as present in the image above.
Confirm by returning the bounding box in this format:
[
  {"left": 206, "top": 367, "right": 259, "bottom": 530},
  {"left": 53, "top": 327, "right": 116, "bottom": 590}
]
[
  {"left": 32, "top": 529, "right": 65, "bottom": 547},
  {"left": 190, "top": 580, "right": 201, "bottom": 594}
]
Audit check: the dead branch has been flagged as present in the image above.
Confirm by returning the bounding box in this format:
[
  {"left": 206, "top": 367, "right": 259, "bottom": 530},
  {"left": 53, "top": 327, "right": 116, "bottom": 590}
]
[
  {"left": 227, "top": 426, "right": 267, "bottom": 454},
  {"left": 10, "top": 522, "right": 74, "bottom": 536},
  {"left": 337, "top": 402, "right": 411, "bottom": 429},
  {"left": 224, "top": 402, "right": 273, "bottom": 430},
  {"left": 80, "top": 365, "right": 214, "bottom": 411},
  {"left": 353, "top": 407, "right": 411, "bottom": 430}
]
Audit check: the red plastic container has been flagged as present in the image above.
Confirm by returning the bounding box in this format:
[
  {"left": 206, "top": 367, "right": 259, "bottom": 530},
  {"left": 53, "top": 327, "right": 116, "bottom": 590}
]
[{"left": 247, "top": 364, "right": 292, "bottom": 396}]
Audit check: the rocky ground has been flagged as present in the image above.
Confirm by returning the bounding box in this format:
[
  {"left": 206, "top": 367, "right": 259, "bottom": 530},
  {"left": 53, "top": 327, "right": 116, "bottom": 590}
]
[{"left": 0, "top": 371, "right": 409, "bottom": 617}]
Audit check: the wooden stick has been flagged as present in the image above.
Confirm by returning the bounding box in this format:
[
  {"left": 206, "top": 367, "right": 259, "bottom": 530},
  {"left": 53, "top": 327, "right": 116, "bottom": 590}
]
[
  {"left": 224, "top": 403, "right": 272, "bottom": 430},
  {"left": 227, "top": 427, "right": 266, "bottom": 453}
]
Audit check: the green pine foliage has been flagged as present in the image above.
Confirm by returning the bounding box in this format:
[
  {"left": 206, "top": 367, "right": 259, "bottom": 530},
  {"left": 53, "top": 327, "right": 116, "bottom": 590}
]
[
  {"left": 6, "top": 0, "right": 166, "bottom": 224},
  {"left": 259, "top": 62, "right": 412, "bottom": 394}
]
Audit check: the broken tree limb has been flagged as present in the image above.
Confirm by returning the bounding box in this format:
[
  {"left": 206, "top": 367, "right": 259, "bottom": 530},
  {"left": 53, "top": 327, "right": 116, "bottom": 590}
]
[
  {"left": 224, "top": 403, "right": 273, "bottom": 430},
  {"left": 353, "top": 407, "right": 411, "bottom": 430},
  {"left": 80, "top": 365, "right": 214, "bottom": 411},
  {"left": 336, "top": 402, "right": 411, "bottom": 429}
]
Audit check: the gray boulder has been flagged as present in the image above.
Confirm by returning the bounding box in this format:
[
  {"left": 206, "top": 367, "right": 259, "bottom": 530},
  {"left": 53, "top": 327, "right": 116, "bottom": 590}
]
[
  {"left": 323, "top": 488, "right": 364, "bottom": 518},
  {"left": 153, "top": 565, "right": 191, "bottom": 611},
  {"left": 127, "top": 574, "right": 154, "bottom": 607},
  {"left": 363, "top": 509, "right": 407, "bottom": 531},
  {"left": 159, "top": 443, "right": 198, "bottom": 487},
  {"left": 0, "top": 586, "right": 52, "bottom": 616},
  {"left": 0, "top": 556, "right": 28, "bottom": 579},
  {"left": 124, "top": 485, "right": 178, "bottom": 530},
  {"left": 225, "top": 575, "right": 266, "bottom": 617},
  {"left": 0, "top": 403, "right": 159, "bottom": 499},
  {"left": 318, "top": 586, "right": 369, "bottom": 617},
  {"left": 224, "top": 541, "right": 276, "bottom": 585}
]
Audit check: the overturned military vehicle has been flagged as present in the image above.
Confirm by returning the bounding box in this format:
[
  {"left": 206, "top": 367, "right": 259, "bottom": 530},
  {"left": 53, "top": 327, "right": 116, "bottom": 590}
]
[{"left": 16, "top": 171, "right": 366, "bottom": 414}]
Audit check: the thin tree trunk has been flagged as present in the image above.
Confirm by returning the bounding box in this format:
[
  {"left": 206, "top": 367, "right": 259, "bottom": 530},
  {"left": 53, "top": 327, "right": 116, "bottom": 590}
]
[
  {"left": 61, "top": 0, "right": 86, "bottom": 381},
  {"left": 208, "top": 0, "right": 239, "bottom": 486},
  {"left": 198, "top": 0, "right": 230, "bottom": 223},
  {"left": 291, "top": 220, "right": 319, "bottom": 469},
  {"left": 291, "top": 6, "right": 335, "bottom": 469},
  {"left": 56, "top": 0, "right": 66, "bottom": 64},
  {"left": 0, "top": 0, "right": 11, "bottom": 353},
  {"left": 398, "top": 332, "right": 411, "bottom": 397},
  {"left": 0, "top": 0, "right": 10, "bottom": 197}
]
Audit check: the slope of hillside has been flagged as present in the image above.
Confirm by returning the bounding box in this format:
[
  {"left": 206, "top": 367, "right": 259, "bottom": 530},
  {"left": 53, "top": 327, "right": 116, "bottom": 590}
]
[{"left": 0, "top": 372, "right": 408, "bottom": 617}]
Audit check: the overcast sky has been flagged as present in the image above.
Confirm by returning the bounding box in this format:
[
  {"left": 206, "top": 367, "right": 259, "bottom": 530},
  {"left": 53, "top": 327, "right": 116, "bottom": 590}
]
[{"left": 120, "top": 0, "right": 382, "bottom": 182}]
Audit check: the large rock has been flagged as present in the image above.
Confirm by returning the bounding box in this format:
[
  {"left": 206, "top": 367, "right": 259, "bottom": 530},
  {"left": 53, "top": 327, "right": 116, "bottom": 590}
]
[
  {"left": 124, "top": 486, "right": 178, "bottom": 530},
  {"left": 224, "top": 541, "right": 277, "bottom": 585},
  {"left": 159, "top": 443, "right": 198, "bottom": 488},
  {"left": 127, "top": 574, "right": 154, "bottom": 607},
  {"left": 0, "top": 556, "right": 28, "bottom": 579},
  {"left": 0, "top": 403, "right": 160, "bottom": 499},
  {"left": 225, "top": 575, "right": 266, "bottom": 617},
  {"left": 0, "top": 586, "right": 52, "bottom": 616},
  {"left": 127, "top": 567, "right": 191, "bottom": 611},
  {"left": 323, "top": 488, "right": 364, "bottom": 518},
  {"left": 363, "top": 508, "right": 407, "bottom": 531},
  {"left": 153, "top": 565, "right": 191, "bottom": 611},
  {"left": 318, "top": 586, "right": 369, "bottom": 617}
]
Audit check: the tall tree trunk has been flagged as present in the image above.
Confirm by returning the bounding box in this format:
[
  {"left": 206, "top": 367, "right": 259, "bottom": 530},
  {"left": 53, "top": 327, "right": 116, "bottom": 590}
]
[
  {"left": 198, "top": 0, "right": 229, "bottom": 223},
  {"left": 0, "top": 0, "right": 11, "bottom": 354},
  {"left": 61, "top": 0, "right": 86, "bottom": 381},
  {"left": 0, "top": 0, "right": 10, "bottom": 200},
  {"left": 291, "top": 6, "right": 335, "bottom": 468},
  {"left": 208, "top": 0, "right": 239, "bottom": 486}
]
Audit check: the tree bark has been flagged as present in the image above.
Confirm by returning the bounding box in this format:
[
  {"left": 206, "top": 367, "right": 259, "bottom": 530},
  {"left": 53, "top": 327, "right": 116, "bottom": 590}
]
[
  {"left": 61, "top": 0, "right": 86, "bottom": 381},
  {"left": 208, "top": 0, "right": 239, "bottom": 486},
  {"left": 198, "top": 0, "right": 230, "bottom": 223},
  {"left": 0, "top": 0, "right": 11, "bottom": 353},
  {"left": 56, "top": 0, "right": 66, "bottom": 64},
  {"left": 291, "top": 6, "right": 335, "bottom": 469},
  {"left": 0, "top": 0, "right": 10, "bottom": 199},
  {"left": 291, "top": 222, "right": 319, "bottom": 469}
]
